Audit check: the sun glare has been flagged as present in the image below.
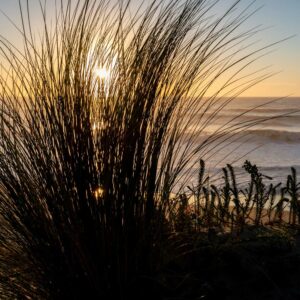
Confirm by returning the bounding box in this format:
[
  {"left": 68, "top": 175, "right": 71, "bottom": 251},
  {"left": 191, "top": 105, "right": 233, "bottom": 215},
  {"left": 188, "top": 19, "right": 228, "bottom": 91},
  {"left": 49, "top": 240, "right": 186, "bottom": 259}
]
[
  {"left": 94, "top": 187, "right": 104, "bottom": 199},
  {"left": 94, "top": 67, "right": 110, "bottom": 80}
]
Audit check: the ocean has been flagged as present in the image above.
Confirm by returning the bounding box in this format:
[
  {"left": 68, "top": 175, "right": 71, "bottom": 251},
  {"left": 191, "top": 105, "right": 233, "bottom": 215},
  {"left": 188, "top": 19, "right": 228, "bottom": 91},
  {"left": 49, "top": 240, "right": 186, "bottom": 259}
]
[{"left": 178, "top": 97, "right": 300, "bottom": 189}]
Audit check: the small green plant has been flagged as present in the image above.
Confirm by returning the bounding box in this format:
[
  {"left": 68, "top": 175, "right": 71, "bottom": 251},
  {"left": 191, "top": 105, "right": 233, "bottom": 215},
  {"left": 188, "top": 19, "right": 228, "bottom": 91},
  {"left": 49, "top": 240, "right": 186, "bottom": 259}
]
[
  {"left": 243, "top": 160, "right": 272, "bottom": 226},
  {"left": 266, "top": 183, "right": 281, "bottom": 224},
  {"left": 286, "top": 167, "right": 300, "bottom": 225},
  {"left": 184, "top": 161, "right": 299, "bottom": 233}
]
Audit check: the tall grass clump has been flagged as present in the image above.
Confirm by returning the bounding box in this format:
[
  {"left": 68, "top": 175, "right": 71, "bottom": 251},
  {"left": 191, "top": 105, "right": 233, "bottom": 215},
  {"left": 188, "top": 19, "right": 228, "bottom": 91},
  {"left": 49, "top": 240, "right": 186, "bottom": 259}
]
[{"left": 0, "top": 0, "right": 282, "bottom": 298}]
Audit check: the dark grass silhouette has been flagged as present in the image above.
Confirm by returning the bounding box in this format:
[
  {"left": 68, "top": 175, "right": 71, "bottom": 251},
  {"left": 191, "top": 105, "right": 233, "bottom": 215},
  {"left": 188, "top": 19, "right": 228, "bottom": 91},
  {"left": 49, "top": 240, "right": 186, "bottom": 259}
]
[
  {"left": 0, "top": 0, "right": 295, "bottom": 299},
  {"left": 184, "top": 160, "right": 300, "bottom": 233}
]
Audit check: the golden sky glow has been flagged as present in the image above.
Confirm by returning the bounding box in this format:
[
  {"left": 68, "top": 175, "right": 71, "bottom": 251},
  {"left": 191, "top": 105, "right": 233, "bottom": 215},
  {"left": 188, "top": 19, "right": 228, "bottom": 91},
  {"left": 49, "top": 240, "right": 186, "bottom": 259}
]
[{"left": 0, "top": 0, "right": 299, "bottom": 98}]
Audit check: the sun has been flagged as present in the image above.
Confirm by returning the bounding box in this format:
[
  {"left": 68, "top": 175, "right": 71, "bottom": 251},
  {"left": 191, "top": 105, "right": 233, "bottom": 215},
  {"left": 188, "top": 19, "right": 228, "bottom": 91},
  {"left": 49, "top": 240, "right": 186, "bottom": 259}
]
[
  {"left": 94, "top": 67, "right": 110, "bottom": 79},
  {"left": 92, "top": 65, "right": 112, "bottom": 98}
]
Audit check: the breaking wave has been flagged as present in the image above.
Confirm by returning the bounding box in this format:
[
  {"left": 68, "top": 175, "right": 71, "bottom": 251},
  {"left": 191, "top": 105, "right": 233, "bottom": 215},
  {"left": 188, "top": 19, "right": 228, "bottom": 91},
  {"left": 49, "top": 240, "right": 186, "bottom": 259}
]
[{"left": 242, "top": 129, "right": 300, "bottom": 143}]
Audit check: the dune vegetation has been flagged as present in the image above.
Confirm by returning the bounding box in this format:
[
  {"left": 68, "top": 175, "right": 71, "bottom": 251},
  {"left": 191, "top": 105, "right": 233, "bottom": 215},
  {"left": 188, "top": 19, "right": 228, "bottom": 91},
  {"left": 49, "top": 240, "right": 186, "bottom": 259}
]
[{"left": 0, "top": 0, "right": 299, "bottom": 299}]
